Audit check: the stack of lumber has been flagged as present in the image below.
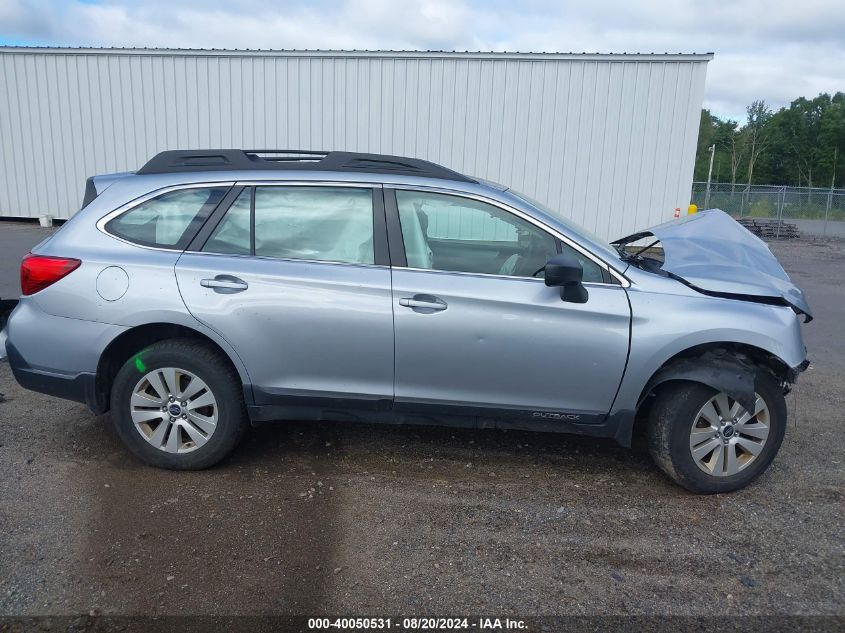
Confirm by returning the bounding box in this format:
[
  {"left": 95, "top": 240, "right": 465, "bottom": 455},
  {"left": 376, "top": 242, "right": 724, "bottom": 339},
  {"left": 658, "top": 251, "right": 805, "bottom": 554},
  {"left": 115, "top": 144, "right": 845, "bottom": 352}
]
[{"left": 736, "top": 217, "right": 800, "bottom": 240}]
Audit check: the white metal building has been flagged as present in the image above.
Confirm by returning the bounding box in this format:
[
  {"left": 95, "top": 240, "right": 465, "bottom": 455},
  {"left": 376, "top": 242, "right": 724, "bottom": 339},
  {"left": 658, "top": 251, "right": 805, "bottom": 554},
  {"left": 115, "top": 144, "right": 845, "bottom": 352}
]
[{"left": 0, "top": 47, "right": 711, "bottom": 239}]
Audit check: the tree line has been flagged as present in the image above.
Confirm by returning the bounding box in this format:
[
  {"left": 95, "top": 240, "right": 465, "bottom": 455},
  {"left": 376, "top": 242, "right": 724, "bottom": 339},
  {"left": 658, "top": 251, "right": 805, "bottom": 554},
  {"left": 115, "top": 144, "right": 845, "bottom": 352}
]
[{"left": 694, "top": 92, "right": 845, "bottom": 189}]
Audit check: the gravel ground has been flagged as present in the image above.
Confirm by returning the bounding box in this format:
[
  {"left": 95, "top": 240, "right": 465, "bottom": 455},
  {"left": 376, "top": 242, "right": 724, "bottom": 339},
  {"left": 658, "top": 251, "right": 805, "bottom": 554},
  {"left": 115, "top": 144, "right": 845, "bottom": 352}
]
[{"left": 0, "top": 238, "right": 843, "bottom": 623}]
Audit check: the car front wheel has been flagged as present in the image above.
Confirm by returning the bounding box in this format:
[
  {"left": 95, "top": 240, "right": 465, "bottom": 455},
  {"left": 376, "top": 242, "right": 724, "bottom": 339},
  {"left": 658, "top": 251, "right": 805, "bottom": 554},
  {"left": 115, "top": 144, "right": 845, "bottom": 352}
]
[
  {"left": 647, "top": 372, "right": 787, "bottom": 494},
  {"left": 110, "top": 339, "right": 248, "bottom": 469}
]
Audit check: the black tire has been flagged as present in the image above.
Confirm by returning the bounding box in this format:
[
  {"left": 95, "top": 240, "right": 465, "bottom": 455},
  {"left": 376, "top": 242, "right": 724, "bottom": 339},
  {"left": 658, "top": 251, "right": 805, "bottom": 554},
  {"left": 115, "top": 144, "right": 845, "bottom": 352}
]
[
  {"left": 110, "top": 339, "right": 248, "bottom": 469},
  {"left": 647, "top": 372, "right": 787, "bottom": 494}
]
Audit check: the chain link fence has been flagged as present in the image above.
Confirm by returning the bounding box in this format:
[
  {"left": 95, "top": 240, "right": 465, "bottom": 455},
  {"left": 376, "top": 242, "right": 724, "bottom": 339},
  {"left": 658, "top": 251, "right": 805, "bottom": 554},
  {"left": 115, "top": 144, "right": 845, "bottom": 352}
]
[{"left": 691, "top": 182, "right": 845, "bottom": 239}]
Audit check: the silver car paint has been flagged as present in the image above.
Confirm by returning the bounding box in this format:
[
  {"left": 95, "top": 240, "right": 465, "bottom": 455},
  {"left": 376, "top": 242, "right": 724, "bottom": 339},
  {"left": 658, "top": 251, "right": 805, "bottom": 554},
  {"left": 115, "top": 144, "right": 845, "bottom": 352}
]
[
  {"left": 90, "top": 171, "right": 134, "bottom": 195},
  {"left": 6, "top": 298, "right": 127, "bottom": 377},
  {"left": 175, "top": 251, "right": 394, "bottom": 403},
  {"left": 616, "top": 209, "right": 813, "bottom": 319},
  {"left": 30, "top": 190, "right": 254, "bottom": 386},
  {"left": 4, "top": 167, "right": 809, "bottom": 436},
  {"left": 392, "top": 267, "right": 630, "bottom": 414},
  {"left": 609, "top": 267, "right": 806, "bottom": 418}
]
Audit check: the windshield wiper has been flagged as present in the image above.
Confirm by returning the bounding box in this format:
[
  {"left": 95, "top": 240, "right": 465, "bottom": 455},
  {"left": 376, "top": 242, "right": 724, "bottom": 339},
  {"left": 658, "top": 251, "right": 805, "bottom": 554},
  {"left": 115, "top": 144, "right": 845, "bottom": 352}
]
[
  {"left": 630, "top": 240, "right": 661, "bottom": 259},
  {"left": 614, "top": 239, "right": 660, "bottom": 269}
]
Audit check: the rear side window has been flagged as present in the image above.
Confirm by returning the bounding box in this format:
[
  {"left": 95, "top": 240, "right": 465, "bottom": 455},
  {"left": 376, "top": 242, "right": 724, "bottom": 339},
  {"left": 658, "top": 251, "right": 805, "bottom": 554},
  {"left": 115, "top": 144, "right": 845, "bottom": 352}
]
[
  {"left": 202, "top": 186, "right": 375, "bottom": 265},
  {"left": 203, "top": 189, "right": 251, "bottom": 255},
  {"left": 106, "top": 187, "right": 229, "bottom": 249}
]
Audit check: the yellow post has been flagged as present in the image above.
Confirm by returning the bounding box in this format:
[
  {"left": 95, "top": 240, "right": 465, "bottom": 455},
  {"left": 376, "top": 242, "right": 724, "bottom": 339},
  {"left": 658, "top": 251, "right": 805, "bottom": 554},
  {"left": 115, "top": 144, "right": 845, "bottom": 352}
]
[{"left": 688, "top": 204, "right": 698, "bottom": 215}]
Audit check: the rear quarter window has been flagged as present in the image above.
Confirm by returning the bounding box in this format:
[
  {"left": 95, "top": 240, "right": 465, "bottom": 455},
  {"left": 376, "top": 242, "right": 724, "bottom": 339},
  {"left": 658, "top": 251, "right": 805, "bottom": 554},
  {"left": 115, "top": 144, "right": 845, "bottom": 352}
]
[{"left": 106, "top": 186, "right": 229, "bottom": 249}]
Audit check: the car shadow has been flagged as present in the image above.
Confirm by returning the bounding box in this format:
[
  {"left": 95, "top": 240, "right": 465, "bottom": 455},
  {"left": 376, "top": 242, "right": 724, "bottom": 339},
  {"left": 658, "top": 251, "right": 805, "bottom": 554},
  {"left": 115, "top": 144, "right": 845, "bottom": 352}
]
[{"left": 229, "top": 418, "right": 655, "bottom": 482}]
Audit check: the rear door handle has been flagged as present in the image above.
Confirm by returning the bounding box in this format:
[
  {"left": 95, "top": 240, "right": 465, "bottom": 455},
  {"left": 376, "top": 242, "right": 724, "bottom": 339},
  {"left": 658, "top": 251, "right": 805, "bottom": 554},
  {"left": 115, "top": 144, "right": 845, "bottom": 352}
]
[
  {"left": 200, "top": 275, "right": 249, "bottom": 293},
  {"left": 399, "top": 294, "right": 447, "bottom": 313}
]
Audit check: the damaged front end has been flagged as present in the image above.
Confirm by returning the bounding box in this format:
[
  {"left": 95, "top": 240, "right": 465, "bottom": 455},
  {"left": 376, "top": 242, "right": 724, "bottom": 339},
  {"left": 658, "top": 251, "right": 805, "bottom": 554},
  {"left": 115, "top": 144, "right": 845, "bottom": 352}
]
[
  {"left": 638, "top": 349, "right": 810, "bottom": 430},
  {"left": 613, "top": 209, "right": 813, "bottom": 322}
]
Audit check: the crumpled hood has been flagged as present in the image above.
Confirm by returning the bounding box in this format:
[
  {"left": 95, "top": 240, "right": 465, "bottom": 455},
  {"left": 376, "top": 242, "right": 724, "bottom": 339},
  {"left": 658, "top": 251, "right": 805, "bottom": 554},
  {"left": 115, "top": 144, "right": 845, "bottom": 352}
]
[{"left": 614, "top": 209, "right": 813, "bottom": 321}]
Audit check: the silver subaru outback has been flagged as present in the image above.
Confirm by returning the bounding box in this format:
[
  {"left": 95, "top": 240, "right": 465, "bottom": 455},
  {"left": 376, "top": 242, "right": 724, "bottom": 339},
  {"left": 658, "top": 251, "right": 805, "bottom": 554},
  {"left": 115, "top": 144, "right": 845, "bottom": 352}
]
[{"left": 0, "top": 150, "right": 811, "bottom": 493}]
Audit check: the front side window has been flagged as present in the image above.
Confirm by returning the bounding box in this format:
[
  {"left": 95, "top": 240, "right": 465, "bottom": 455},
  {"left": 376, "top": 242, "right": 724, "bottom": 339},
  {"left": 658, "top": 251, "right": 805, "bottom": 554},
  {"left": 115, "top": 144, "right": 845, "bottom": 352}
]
[
  {"left": 395, "top": 190, "right": 605, "bottom": 282},
  {"left": 202, "top": 186, "right": 375, "bottom": 265},
  {"left": 107, "top": 186, "right": 228, "bottom": 249}
]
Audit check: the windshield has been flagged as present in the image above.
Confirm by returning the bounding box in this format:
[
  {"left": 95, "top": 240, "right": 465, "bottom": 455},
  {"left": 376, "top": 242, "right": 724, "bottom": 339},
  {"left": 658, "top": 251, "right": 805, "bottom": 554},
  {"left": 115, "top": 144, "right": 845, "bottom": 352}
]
[{"left": 507, "top": 189, "right": 622, "bottom": 263}]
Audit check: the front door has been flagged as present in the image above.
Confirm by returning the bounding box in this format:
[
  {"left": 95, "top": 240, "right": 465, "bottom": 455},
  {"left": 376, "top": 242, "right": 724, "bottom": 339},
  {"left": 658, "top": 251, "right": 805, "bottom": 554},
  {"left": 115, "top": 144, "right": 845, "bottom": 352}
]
[
  {"left": 388, "top": 188, "right": 630, "bottom": 423},
  {"left": 176, "top": 184, "right": 394, "bottom": 409}
]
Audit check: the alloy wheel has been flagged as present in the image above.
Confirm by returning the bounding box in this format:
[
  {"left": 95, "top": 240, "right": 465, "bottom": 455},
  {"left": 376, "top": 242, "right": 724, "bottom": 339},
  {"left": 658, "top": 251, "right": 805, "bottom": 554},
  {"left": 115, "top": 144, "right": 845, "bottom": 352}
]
[
  {"left": 129, "top": 367, "right": 218, "bottom": 453},
  {"left": 688, "top": 391, "right": 770, "bottom": 477}
]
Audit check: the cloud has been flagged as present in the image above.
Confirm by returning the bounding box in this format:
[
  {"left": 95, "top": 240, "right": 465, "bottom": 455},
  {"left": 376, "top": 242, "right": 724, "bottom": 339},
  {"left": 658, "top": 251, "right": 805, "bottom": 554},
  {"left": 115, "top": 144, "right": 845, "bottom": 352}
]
[
  {"left": 0, "top": 0, "right": 483, "bottom": 50},
  {"left": 0, "top": 0, "right": 842, "bottom": 120}
]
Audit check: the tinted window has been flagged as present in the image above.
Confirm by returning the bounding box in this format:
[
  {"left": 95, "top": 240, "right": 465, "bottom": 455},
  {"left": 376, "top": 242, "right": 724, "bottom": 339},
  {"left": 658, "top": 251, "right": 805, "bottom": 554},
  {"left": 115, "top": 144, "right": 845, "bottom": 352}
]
[
  {"left": 203, "top": 189, "right": 251, "bottom": 255},
  {"left": 396, "top": 190, "right": 605, "bottom": 282},
  {"left": 107, "top": 187, "right": 228, "bottom": 249},
  {"left": 254, "top": 187, "right": 374, "bottom": 264}
]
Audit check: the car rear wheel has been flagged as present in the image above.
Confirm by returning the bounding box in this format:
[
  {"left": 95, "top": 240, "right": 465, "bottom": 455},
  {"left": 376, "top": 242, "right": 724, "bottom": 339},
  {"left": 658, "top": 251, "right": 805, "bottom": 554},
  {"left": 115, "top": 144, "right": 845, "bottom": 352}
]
[
  {"left": 647, "top": 372, "right": 786, "bottom": 494},
  {"left": 110, "top": 339, "right": 248, "bottom": 469}
]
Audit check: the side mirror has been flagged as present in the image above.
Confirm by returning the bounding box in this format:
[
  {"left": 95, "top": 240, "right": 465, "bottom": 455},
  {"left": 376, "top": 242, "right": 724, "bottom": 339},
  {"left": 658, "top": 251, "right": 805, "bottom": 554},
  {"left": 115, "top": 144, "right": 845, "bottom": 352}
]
[{"left": 544, "top": 253, "right": 589, "bottom": 303}]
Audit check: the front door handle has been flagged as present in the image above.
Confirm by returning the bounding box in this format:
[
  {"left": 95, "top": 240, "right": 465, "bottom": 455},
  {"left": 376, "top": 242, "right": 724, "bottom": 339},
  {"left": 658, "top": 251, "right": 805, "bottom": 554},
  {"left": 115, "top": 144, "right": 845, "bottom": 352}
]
[
  {"left": 200, "top": 275, "right": 249, "bottom": 293},
  {"left": 399, "top": 294, "right": 447, "bottom": 313}
]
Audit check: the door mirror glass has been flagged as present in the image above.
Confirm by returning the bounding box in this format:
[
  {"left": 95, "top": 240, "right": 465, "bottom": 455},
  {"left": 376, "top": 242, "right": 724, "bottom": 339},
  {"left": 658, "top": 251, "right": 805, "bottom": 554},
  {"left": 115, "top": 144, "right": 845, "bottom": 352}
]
[{"left": 544, "top": 253, "right": 589, "bottom": 303}]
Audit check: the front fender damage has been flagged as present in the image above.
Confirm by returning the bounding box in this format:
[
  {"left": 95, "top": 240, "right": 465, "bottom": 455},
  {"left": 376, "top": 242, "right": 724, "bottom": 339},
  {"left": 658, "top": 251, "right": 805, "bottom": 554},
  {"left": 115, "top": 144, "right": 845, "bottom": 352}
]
[
  {"left": 641, "top": 350, "right": 760, "bottom": 414},
  {"left": 614, "top": 349, "right": 808, "bottom": 447}
]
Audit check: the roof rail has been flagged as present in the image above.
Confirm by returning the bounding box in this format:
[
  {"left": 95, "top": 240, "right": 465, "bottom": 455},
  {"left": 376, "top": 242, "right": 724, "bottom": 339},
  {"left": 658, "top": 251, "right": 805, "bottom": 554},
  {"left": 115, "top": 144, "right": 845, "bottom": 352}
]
[{"left": 136, "top": 149, "right": 475, "bottom": 183}]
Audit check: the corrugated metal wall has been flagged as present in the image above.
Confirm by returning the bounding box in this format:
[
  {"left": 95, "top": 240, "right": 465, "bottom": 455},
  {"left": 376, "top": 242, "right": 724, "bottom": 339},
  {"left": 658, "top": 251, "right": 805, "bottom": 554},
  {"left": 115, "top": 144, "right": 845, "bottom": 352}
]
[{"left": 0, "top": 49, "right": 710, "bottom": 239}]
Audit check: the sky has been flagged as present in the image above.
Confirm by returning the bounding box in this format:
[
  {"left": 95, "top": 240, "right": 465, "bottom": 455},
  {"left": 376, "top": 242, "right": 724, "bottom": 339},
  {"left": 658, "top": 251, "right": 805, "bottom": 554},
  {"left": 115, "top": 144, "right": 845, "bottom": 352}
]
[{"left": 1, "top": 0, "right": 843, "bottom": 122}]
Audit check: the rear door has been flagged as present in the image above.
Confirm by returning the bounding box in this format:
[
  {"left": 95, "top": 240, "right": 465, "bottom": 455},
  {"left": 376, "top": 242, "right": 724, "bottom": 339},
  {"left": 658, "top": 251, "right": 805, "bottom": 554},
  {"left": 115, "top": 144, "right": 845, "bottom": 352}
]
[
  {"left": 175, "top": 183, "right": 394, "bottom": 411},
  {"left": 387, "top": 187, "right": 631, "bottom": 423}
]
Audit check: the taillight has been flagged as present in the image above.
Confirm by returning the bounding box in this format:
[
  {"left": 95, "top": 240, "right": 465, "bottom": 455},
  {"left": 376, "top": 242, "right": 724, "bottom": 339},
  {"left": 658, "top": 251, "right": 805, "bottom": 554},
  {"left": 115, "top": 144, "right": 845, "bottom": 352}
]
[{"left": 20, "top": 253, "right": 81, "bottom": 295}]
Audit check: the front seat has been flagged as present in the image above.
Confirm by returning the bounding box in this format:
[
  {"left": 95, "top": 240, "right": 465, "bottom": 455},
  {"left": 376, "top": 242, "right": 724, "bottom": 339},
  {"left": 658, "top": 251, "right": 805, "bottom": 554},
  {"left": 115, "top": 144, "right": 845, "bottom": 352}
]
[{"left": 498, "top": 231, "right": 552, "bottom": 277}]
